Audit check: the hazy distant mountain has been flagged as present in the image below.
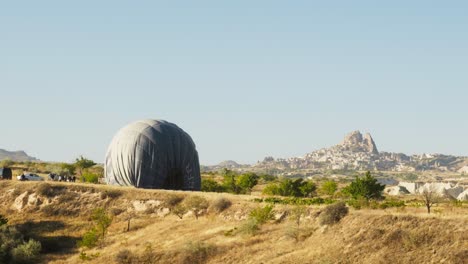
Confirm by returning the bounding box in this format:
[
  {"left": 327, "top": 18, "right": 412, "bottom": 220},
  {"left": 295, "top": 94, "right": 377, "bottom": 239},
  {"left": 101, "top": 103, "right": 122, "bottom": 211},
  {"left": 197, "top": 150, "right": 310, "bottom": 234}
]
[
  {"left": 0, "top": 149, "right": 38, "bottom": 162},
  {"left": 255, "top": 131, "right": 468, "bottom": 173}
]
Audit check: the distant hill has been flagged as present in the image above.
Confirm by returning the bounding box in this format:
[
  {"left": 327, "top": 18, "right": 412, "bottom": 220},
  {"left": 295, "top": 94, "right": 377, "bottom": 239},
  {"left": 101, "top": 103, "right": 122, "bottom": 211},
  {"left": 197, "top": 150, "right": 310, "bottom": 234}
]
[{"left": 0, "top": 149, "right": 38, "bottom": 162}]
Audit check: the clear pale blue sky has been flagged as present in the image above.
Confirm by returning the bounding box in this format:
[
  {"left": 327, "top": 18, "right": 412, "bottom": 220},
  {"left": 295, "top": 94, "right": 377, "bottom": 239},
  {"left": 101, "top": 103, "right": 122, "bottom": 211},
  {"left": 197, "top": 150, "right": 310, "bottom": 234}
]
[{"left": 1, "top": 1, "right": 467, "bottom": 164}]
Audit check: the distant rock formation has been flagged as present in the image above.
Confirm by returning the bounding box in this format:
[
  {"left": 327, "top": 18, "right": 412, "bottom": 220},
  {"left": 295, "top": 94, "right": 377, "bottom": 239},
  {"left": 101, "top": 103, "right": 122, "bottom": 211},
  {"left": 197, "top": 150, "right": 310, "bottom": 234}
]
[
  {"left": 340, "top": 131, "right": 378, "bottom": 154},
  {"left": 252, "top": 130, "right": 468, "bottom": 173},
  {"left": 0, "top": 149, "right": 38, "bottom": 162}
]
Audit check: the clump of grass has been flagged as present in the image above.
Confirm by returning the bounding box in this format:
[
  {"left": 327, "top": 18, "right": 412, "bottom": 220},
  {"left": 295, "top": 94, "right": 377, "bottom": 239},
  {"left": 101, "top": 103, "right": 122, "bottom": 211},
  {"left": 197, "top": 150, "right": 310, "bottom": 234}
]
[
  {"left": 100, "top": 189, "right": 123, "bottom": 200},
  {"left": 36, "top": 183, "right": 66, "bottom": 197},
  {"left": 165, "top": 194, "right": 184, "bottom": 208},
  {"left": 181, "top": 241, "right": 218, "bottom": 264},
  {"left": 114, "top": 244, "right": 160, "bottom": 264},
  {"left": 184, "top": 196, "right": 209, "bottom": 219},
  {"left": 319, "top": 202, "right": 349, "bottom": 225},
  {"left": 249, "top": 205, "right": 274, "bottom": 225},
  {"left": 210, "top": 197, "right": 232, "bottom": 213},
  {"left": 239, "top": 205, "right": 275, "bottom": 235}
]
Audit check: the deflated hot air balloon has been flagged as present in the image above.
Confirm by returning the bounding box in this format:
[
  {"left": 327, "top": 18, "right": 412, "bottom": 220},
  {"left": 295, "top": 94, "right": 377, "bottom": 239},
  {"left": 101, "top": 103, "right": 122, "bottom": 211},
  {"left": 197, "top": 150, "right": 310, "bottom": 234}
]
[{"left": 105, "top": 119, "right": 200, "bottom": 190}]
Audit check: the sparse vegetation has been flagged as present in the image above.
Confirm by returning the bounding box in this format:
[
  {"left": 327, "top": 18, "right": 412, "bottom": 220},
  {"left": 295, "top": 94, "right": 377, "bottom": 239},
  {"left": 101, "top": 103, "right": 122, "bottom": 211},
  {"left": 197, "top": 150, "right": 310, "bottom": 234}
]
[
  {"left": 181, "top": 241, "right": 218, "bottom": 264},
  {"left": 0, "top": 225, "right": 42, "bottom": 264},
  {"left": 172, "top": 204, "right": 188, "bottom": 219},
  {"left": 420, "top": 186, "right": 441, "bottom": 214},
  {"left": 319, "top": 202, "right": 349, "bottom": 225},
  {"left": 184, "top": 196, "right": 209, "bottom": 219},
  {"left": 263, "top": 178, "right": 316, "bottom": 197},
  {"left": 210, "top": 197, "right": 232, "bottom": 213},
  {"left": 79, "top": 208, "right": 112, "bottom": 248}
]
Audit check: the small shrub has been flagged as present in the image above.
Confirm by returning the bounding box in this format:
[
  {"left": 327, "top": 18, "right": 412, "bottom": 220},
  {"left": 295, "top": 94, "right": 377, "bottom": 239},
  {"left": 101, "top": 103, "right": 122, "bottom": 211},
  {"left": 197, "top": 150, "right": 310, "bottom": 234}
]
[
  {"left": 115, "top": 249, "right": 135, "bottom": 264},
  {"left": 210, "top": 197, "right": 232, "bottom": 213},
  {"left": 57, "top": 191, "right": 79, "bottom": 203},
  {"left": 91, "top": 208, "right": 112, "bottom": 238},
  {"left": 139, "top": 243, "right": 160, "bottom": 264},
  {"left": 36, "top": 183, "right": 65, "bottom": 197},
  {"left": 79, "top": 228, "right": 99, "bottom": 248},
  {"left": 172, "top": 204, "right": 188, "bottom": 219},
  {"left": 165, "top": 195, "right": 184, "bottom": 207},
  {"left": 319, "top": 202, "right": 349, "bottom": 225},
  {"left": 201, "top": 178, "right": 225, "bottom": 192},
  {"left": 82, "top": 173, "right": 99, "bottom": 184},
  {"left": 11, "top": 239, "right": 42, "bottom": 264},
  {"left": 182, "top": 241, "right": 217, "bottom": 264},
  {"left": 249, "top": 205, "right": 274, "bottom": 225},
  {"left": 238, "top": 218, "right": 260, "bottom": 235},
  {"left": 100, "top": 189, "right": 123, "bottom": 200},
  {"left": 184, "top": 196, "right": 209, "bottom": 219},
  {"left": 79, "top": 251, "right": 100, "bottom": 261},
  {"left": 110, "top": 207, "right": 125, "bottom": 216}
]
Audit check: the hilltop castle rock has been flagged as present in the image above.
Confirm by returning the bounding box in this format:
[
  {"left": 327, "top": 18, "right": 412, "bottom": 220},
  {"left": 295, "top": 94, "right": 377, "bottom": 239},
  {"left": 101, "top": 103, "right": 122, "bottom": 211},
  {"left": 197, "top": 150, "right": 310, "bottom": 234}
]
[{"left": 340, "top": 131, "right": 379, "bottom": 154}]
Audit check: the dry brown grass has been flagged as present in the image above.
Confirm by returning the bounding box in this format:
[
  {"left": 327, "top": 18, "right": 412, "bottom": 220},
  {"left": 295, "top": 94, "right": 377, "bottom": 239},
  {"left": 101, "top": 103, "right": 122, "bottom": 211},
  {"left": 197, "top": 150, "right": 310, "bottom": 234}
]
[{"left": 0, "top": 180, "right": 466, "bottom": 264}]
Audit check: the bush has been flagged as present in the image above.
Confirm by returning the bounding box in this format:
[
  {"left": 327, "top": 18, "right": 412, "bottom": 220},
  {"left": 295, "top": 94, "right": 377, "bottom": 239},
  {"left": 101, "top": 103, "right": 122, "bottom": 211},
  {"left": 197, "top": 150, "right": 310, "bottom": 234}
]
[
  {"left": 221, "top": 172, "right": 259, "bottom": 194},
  {"left": 238, "top": 218, "right": 260, "bottom": 235},
  {"left": 342, "top": 171, "right": 385, "bottom": 201},
  {"left": 172, "top": 204, "right": 188, "bottom": 219},
  {"left": 79, "top": 228, "right": 99, "bottom": 248},
  {"left": 165, "top": 195, "right": 184, "bottom": 208},
  {"left": 115, "top": 249, "right": 135, "bottom": 264},
  {"left": 262, "top": 179, "right": 316, "bottom": 197},
  {"left": 36, "top": 183, "right": 65, "bottom": 197},
  {"left": 79, "top": 208, "right": 112, "bottom": 248},
  {"left": 210, "top": 197, "right": 232, "bottom": 213},
  {"left": 11, "top": 239, "right": 42, "bottom": 264},
  {"left": 249, "top": 205, "right": 274, "bottom": 225},
  {"left": 319, "top": 202, "right": 349, "bottom": 225},
  {"left": 320, "top": 180, "right": 338, "bottom": 196},
  {"left": 100, "top": 189, "right": 123, "bottom": 199},
  {"left": 201, "top": 178, "right": 225, "bottom": 192},
  {"left": 81, "top": 172, "right": 99, "bottom": 184},
  {"left": 0, "top": 226, "right": 42, "bottom": 263},
  {"left": 182, "top": 241, "right": 217, "bottom": 264},
  {"left": 184, "top": 196, "right": 209, "bottom": 219}
]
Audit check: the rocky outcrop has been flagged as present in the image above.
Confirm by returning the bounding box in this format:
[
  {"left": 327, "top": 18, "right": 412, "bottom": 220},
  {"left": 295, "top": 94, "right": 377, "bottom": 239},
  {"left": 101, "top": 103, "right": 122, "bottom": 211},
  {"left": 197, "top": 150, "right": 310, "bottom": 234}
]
[{"left": 340, "top": 131, "right": 379, "bottom": 154}]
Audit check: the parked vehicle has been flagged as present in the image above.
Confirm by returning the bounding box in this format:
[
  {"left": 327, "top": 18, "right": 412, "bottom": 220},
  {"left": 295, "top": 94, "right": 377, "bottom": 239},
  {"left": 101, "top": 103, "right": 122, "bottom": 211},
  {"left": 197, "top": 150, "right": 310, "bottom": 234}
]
[
  {"left": 0, "top": 168, "right": 12, "bottom": 180},
  {"left": 17, "top": 173, "right": 44, "bottom": 181}
]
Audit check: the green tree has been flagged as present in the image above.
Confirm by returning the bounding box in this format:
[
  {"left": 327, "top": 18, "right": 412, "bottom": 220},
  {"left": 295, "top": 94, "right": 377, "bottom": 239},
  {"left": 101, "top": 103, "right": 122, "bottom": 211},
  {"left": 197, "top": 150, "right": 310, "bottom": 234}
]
[
  {"left": 74, "top": 156, "right": 96, "bottom": 176},
  {"left": 91, "top": 208, "right": 112, "bottom": 238},
  {"left": 60, "top": 163, "right": 76, "bottom": 176},
  {"left": 236, "top": 173, "right": 259, "bottom": 194},
  {"left": 321, "top": 180, "right": 338, "bottom": 196},
  {"left": 342, "top": 171, "right": 385, "bottom": 201},
  {"left": 262, "top": 179, "right": 316, "bottom": 197},
  {"left": 201, "top": 178, "right": 224, "bottom": 192}
]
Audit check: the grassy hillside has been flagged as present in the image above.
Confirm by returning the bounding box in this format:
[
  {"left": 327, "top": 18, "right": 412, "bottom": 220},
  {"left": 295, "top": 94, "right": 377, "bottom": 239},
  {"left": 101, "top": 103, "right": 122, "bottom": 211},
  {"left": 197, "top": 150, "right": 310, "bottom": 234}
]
[{"left": 0, "top": 180, "right": 466, "bottom": 264}]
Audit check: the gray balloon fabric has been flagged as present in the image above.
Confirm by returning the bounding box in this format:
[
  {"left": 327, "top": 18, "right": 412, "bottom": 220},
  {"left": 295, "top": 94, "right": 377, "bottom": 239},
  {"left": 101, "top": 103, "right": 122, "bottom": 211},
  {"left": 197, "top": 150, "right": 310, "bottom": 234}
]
[{"left": 105, "top": 119, "right": 201, "bottom": 190}]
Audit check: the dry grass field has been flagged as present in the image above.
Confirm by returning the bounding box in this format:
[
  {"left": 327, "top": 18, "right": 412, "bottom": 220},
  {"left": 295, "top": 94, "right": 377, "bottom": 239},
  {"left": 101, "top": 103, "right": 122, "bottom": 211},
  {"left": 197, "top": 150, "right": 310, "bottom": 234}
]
[{"left": 0, "top": 180, "right": 466, "bottom": 264}]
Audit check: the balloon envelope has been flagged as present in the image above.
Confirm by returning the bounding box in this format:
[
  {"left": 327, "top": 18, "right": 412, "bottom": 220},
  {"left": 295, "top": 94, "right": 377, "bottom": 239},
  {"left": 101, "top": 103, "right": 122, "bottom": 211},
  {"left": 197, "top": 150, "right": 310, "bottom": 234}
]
[{"left": 105, "top": 119, "right": 201, "bottom": 190}]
